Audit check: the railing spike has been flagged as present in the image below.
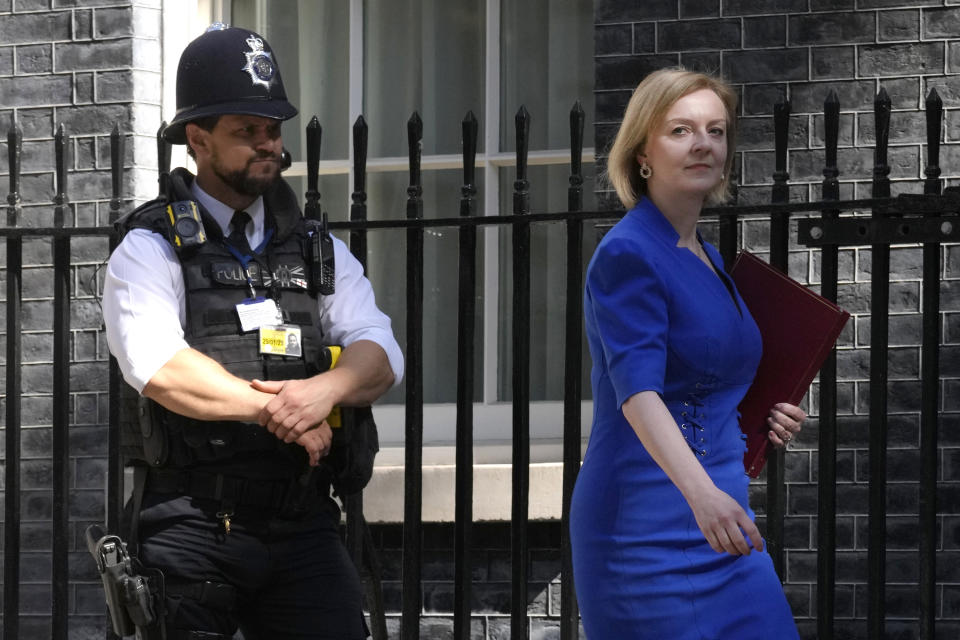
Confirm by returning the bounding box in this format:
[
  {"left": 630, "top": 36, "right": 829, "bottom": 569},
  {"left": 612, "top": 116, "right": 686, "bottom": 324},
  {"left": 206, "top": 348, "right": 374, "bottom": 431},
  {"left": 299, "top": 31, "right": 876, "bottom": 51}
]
[
  {"left": 110, "top": 123, "right": 125, "bottom": 223},
  {"left": 925, "top": 88, "right": 943, "bottom": 195},
  {"left": 509, "top": 101, "right": 534, "bottom": 638},
  {"left": 401, "top": 105, "right": 425, "bottom": 640},
  {"left": 350, "top": 114, "right": 369, "bottom": 267},
  {"left": 570, "top": 101, "right": 584, "bottom": 171},
  {"left": 54, "top": 123, "right": 69, "bottom": 228},
  {"left": 6, "top": 123, "right": 21, "bottom": 227},
  {"left": 515, "top": 105, "right": 530, "bottom": 181},
  {"left": 514, "top": 106, "right": 531, "bottom": 216},
  {"left": 454, "top": 110, "right": 479, "bottom": 640},
  {"left": 873, "top": 88, "right": 892, "bottom": 197},
  {"left": 822, "top": 92, "right": 840, "bottom": 200},
  {"left": 561, "top": 97, "right": 585, "bottom": 640},
  {"left": 353, "top": 115, "right": 369, "bottom": 202},
  {"left": 773, "top": 95, "right": 791, "bottom": 203},
  {"left": 461, "top": 111, "right": 478, "bottom": 195},
  {"left": 157, "top": 121, "right": 170, "bottom": 196},
  {"left": 408, "top": 111, "right": 423, "bottom": 141},
  {"left": 305, "top": 117, "right": 322, "bottom": 221},
  {"left": 569, "top": 101, "right": 585, "bottom": 212},
  {"left": 408, "top": 112, "right": 423, "bottom": 199}
]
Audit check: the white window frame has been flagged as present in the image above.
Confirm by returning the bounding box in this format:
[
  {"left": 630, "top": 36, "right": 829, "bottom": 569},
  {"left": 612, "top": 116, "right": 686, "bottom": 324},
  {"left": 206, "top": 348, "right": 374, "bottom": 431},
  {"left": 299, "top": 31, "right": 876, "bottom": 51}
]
[{"left": 167, "top": 0, "right": 596, "bottom": 462}]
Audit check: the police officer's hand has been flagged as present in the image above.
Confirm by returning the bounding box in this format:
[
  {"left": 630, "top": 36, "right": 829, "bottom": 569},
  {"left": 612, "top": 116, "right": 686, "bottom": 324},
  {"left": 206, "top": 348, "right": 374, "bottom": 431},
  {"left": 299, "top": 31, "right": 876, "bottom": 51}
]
[
  {"left": 295, "top": 421, "right": 333, "bottom": 466},
  {"left": 251, "top": 377, "right": 336, "bottom": 443}
]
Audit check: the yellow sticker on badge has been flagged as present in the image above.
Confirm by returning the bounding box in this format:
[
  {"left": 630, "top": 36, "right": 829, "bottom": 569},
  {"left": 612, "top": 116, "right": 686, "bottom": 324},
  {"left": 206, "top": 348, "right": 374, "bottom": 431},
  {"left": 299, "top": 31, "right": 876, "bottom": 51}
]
[{"left": 258, "top": 325, "right": 302, "bottom": 357}]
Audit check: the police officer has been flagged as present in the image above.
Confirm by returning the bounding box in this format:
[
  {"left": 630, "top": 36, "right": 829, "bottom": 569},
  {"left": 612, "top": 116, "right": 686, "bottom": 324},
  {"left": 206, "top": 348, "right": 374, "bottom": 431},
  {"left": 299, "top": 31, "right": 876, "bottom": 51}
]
[{"left": 102, "top": 24, "right": 403, "bottom": 640}]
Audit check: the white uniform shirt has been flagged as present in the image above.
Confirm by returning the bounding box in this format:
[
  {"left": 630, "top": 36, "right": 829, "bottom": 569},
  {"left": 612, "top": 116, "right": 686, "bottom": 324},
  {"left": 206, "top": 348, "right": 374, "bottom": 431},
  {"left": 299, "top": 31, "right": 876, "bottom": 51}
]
[{"left": 103, "top": 181, "right": 404, "bottom": 393}]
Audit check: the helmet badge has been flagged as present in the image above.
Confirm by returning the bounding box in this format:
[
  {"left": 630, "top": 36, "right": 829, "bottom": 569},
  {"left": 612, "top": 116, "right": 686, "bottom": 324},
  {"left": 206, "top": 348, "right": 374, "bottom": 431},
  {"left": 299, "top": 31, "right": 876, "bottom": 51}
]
[{"left": 242, "top": 34, "right": 276, "bottom": 90}]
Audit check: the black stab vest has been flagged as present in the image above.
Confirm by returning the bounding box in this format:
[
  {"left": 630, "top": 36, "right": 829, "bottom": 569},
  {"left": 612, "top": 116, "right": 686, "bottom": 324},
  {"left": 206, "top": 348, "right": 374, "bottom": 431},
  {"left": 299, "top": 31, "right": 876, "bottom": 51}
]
[{"left": 117, "top": 169, "right": 328, "bottom": 479}]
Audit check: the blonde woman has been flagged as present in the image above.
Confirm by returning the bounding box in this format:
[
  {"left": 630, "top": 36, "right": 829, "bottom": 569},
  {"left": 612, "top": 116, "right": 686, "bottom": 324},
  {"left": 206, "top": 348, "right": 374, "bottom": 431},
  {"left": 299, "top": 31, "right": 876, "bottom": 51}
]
[{"left": 570, "top": 68, "right": 804, "bottom": 639}]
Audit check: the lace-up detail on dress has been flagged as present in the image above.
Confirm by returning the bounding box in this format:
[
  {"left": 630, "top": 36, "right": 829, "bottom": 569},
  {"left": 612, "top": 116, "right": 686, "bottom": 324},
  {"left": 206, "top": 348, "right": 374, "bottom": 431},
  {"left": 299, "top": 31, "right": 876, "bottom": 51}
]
[{"left": 679, "top": 377, "right": 716, "bottom": 457}]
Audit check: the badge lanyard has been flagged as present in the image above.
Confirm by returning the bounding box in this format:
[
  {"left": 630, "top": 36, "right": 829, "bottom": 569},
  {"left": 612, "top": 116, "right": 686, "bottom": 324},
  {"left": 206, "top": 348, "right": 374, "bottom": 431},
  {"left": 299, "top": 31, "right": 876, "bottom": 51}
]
[
  {"left": 228, "top": 231, "right": 303, "bottom": 358},
  {"left": 227, "top": 231, "right": 302, "bottom": 358},
  {"left": 227, "top": 229, "right": 286, "bottom": 334},
  {"left": 225, "top": 229, "right": 275, "bottom": 298}
]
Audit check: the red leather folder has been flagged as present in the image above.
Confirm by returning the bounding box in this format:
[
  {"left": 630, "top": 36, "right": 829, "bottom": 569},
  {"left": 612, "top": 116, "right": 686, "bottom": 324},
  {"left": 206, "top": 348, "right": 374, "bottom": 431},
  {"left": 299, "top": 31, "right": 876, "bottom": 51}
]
[{"left": 730, "top": 251, "right": 850, "bottom": 478}]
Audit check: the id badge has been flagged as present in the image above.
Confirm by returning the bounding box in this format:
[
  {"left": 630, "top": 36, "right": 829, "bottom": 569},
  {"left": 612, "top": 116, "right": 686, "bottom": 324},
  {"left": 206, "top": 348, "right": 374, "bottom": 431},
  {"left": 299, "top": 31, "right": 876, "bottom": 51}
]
[
  {"left": 259, "top": 325, "right": 303, "bottom": 358},
  {"left": 236, "top": 297, "right": 283, "bottom": 333}
]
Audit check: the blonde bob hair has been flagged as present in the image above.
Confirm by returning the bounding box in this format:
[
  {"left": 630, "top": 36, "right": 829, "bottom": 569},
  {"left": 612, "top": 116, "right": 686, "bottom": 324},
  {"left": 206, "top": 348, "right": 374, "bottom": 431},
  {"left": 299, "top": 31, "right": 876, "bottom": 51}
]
[{"left": 607, "top": 68, "right": 738, "bottom": 209}]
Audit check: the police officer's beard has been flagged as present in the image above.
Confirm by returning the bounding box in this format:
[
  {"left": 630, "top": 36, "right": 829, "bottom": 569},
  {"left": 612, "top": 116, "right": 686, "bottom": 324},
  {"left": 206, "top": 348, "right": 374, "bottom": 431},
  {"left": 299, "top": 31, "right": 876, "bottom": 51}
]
[{"left": 212, "top": 154, "right": 280, "bottom": 197}]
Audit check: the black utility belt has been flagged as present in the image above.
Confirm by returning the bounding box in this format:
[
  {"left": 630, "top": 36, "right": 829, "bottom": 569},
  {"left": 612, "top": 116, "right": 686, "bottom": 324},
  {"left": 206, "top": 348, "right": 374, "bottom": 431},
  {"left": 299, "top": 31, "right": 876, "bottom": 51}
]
[{"left": 144, "top": 468, "right": 327, "bottom": 513}]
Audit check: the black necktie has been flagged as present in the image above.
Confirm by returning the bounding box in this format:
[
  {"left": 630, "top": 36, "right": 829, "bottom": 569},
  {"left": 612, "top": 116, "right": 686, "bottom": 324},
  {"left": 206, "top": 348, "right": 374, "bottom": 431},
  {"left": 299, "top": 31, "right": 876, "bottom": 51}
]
[{"left": 229, "top": 210, "right": 252, "bottom": 254}]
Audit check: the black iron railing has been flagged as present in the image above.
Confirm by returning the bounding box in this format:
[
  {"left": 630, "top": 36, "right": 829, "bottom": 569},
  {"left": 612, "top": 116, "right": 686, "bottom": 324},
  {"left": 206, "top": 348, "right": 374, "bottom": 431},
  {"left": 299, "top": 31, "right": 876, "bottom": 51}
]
[{"left": 0, "top": 87, "right": 955, "bottom": 640}]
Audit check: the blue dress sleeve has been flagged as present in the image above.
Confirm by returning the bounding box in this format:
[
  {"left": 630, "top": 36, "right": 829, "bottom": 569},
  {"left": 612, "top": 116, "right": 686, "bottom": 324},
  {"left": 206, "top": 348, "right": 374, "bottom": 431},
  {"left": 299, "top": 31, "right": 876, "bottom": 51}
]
[{"left": 585, "top": 235, "right": 669, "bottom": 408}]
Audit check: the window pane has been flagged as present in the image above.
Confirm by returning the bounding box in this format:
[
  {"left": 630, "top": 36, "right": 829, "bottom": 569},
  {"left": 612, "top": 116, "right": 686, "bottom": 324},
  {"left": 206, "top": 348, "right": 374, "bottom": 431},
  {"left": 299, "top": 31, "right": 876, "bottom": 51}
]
[
  {"left": 364, "top": 0, "right": 485, "bottom": 157},
  {"left": 500, "top": 0, "right": 595, "bottom": 152},
  {"left": 496, "top": 165, "right": 598, "bottom": 402},
  {"left": 366, "top": 170, "right": 485, "bottom": 404},
  {"left": 231, "top": 0, "right": 351, "bottom": 160},
  {"left": 282, "top": 174, "right": 349, "bottom": 222},
  {"left": 365, "top": 169, "right": 485, "bottom": 222}
]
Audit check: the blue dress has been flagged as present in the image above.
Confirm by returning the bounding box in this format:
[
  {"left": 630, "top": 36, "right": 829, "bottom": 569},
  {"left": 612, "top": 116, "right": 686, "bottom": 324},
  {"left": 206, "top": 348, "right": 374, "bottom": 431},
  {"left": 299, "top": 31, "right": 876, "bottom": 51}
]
[{"left": 570, "top": 198, "right": 799, "bottom": 639}]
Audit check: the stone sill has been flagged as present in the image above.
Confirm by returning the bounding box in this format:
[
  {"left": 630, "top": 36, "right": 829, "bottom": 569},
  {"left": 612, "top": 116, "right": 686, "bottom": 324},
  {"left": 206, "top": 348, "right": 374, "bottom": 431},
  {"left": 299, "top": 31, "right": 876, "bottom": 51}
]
[{"left": 361, "top": 442, "right": 586, "bottom": 523}]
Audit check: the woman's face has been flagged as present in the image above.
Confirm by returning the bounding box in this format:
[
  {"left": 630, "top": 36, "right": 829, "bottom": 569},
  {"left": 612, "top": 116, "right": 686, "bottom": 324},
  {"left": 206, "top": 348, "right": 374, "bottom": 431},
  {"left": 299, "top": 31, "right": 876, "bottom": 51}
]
[{"left": 637, "top": 88, "right": 728, "bottom": 202}]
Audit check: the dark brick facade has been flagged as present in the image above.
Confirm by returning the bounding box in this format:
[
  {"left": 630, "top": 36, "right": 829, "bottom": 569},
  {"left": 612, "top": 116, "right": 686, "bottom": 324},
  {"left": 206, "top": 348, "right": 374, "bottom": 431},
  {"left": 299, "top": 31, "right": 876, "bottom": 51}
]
[
  {"left": 0, "top": 1, "right": 148, "bottom": 638},
  {"left": 595, "top": 1, "right": 960, "bottom": 638},
  {"left": 371, "top": 523, "right": 577, "bottom": 639}
]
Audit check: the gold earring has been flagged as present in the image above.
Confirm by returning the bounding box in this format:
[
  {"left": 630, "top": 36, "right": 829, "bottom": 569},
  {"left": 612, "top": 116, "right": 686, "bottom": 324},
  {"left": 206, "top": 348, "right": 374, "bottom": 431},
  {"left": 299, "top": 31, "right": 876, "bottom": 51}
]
[{"left": 639, "top": 161, "right": 652, "bottom": 179}]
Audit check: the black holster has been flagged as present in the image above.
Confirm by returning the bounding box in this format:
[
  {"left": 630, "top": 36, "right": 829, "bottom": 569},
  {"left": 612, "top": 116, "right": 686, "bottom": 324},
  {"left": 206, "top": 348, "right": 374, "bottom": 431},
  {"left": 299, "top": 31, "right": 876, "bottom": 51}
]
[{"left": 86, "top": 524, "right": 165, "bottom": 639}]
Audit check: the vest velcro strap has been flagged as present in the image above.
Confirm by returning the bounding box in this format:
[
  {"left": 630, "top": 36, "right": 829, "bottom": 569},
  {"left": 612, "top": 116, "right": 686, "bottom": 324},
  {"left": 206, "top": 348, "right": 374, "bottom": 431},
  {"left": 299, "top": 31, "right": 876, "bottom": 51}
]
[
  {"left": 203, "top": 309, "right": 239, "bottom": 326},
  {"left": 202, "top": 309, "right": 312, "bottom": 328},
  {"left": 286, "top": 311, "right": 312, "bottom": 325}
]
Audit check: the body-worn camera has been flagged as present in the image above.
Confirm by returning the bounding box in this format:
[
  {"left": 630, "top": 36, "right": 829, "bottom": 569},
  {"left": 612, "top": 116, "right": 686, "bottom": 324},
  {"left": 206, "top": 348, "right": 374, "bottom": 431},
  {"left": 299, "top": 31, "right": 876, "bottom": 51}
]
[{"left": 166, "top": 200, "right": 207, "bottom": 250}]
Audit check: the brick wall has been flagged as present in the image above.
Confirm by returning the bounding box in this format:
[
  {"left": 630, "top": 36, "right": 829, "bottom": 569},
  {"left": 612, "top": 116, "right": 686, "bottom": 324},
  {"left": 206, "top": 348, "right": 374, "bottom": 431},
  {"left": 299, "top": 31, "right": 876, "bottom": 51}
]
[
  {"left": 595, "top": 2, "right": 960, "bottom": 639},
  {"left": 0, "top": 1, "right": 160, "bottom": 637},
  {"left": 372, "top": 522, "right": 572, "bottom": 639}
]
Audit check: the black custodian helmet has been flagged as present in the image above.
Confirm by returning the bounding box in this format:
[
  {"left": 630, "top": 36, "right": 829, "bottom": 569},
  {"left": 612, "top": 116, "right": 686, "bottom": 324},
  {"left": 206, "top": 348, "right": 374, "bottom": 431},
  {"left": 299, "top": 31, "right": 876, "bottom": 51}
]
[{"left": 163, "top": 24, "right": 298, "bottom": 144}]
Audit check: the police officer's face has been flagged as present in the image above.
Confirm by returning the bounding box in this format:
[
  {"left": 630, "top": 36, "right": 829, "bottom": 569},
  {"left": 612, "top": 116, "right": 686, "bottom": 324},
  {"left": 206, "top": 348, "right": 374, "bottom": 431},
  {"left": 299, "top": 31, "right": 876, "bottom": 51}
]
[{"left": 189, "top": 114, "right": 283, "bottom": 197}]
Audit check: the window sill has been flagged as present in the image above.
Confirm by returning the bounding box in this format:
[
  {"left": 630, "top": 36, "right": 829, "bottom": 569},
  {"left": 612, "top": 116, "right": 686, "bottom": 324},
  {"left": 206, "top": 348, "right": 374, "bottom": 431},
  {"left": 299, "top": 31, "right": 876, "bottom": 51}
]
[{"left": 361, "top": 440, "right": 586, "bottom": 523}]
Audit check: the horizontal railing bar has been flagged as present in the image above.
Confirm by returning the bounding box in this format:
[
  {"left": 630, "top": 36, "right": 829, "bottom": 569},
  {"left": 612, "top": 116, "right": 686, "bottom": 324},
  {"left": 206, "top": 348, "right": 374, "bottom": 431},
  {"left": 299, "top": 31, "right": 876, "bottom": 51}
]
[
  {"left": 284, "top": 148, "right": 597, "bottom": 176},
  {"left": 0, "top": 227, "right": 116, "bottom": 236},
  {"left": 0, "top": 195, "right": 947, "bottom": 239},
  {"left": 704, "top": 196, "right": 955, "bottom": 217},
  {"left": 321, "top": 198, "right": 952, "bottom": 231},
  {"left": 799, "top": 215, "right": 958, "bottom": 245}
]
